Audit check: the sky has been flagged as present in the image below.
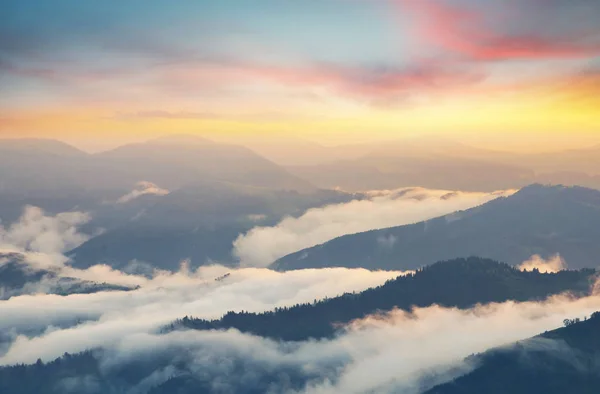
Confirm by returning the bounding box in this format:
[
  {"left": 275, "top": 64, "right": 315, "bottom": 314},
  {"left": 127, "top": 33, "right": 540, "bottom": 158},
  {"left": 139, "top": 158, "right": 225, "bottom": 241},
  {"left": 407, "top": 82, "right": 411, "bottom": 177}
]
[{"left": 1, "top": 0, "right": 600, "bottom": 152}]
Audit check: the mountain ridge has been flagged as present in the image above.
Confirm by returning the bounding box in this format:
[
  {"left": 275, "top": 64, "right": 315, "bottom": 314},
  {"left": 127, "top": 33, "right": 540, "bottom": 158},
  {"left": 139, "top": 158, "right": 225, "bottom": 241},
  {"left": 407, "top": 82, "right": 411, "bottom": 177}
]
[
  {"left": 167, "top": 257, "right": 597, "bottom": 341},
  {"left": 273, "top": 184, "right": 600, "bottom": 271}
]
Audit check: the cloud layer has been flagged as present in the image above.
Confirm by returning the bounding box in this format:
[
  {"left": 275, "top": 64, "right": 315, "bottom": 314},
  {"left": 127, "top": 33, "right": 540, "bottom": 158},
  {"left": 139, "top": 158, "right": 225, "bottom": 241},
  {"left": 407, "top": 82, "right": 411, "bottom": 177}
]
[
  {"left": 402, "top": 0, "right": 600, "bottom": 61},
  {"left": 0, "top": 205, "right": 91, "bottom": 255},
  {"left": 233, "top": 188, "right": 514, "bottom": 267},
  {"left": 1, "top": 205, "right": 599, "bottom": 393},
  {"left": 4, "top": 288, "right": 600, "bottom": 394}
]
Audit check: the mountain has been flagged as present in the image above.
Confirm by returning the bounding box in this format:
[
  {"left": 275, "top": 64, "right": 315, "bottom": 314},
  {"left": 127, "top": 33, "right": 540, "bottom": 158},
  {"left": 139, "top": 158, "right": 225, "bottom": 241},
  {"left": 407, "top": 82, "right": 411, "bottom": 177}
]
[
  {"left": 224, "top": 135, "right": 370, "bottom": 166},
  {"left": 0, "top": 139, "right": 100, "bottom": 223},
  {"left": 0, "top": 139, "right": 87, "bottom": 157},
  {"left": 284, "top": 138, "right": 600, "bottom": 192},
  {"left": 286, "top": 138, "right": 534, "bottom": 192},
  {"left": 94, "top": 135, "right": 316, "bottom": 192},
  {"left": 513, "top": 144, "right": 600, "bottom": 175},
  {"left": 166, "top": 257, "right": 596, "bottom": 341},
  {"left": 274, "top": 184, "right": 600, "bottom": 271},
  {"left": 426, "top": 311, "right": 600, "bottom": 394},
  {"left": 0, "top": 137, "right": 347, "bottom": 270},
  {"left": 68, "top": 181, "right": 352, "bottom": 270},
  {"left": 0, "top": 136, "right": 317, "bottom": 224}
]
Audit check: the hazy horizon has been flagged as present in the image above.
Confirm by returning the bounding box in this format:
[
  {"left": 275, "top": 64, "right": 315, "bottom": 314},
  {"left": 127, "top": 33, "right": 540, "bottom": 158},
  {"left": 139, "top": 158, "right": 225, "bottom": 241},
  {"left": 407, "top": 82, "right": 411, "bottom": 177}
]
[
  {"left": 2, "top": 0, "right": 600, "bottom": 154},
  {"left": 2, "top": 133, "right": 600, "bottom": 156}
]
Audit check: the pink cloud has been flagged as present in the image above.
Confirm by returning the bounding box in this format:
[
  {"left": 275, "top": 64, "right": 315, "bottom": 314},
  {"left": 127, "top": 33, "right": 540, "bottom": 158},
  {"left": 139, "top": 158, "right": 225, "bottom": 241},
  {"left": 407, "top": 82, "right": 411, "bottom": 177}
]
[
  {"left": 151, "top": 59, "right": 483, "bottom": 106},
  {"left": 400, "top": 0, "right": 600, "bottom": 61}
]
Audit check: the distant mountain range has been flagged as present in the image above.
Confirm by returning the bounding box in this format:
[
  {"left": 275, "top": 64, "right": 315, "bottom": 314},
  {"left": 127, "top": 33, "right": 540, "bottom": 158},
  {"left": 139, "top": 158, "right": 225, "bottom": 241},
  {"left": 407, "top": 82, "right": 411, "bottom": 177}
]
[
  {"left": 284, "top": 138, "right": 600, "bottom": 192},
  {"left": 0, "top": 136, "right": 316, "bottom": 221},
  {"left": 5, "top": 137, "right": 600, "bottom": 271},
  {"left": 274, "top": 184, "right": 600, "bottom": 271},
  {"left": 0, "top": 135, "right": 314, "bottom": 193},
  {"left": 0, "top": 137, "right": 353, "bottom": 269}
]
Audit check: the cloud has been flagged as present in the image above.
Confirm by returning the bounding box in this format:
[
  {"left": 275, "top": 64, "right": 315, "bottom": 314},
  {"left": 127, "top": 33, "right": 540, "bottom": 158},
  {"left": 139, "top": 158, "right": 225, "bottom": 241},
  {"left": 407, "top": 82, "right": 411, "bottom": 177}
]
[
  {"left": 400, "top": 0, "right": 600, "bottom": 61},
  {"left": 0, "top": 207, "right": 598, "bottom": 393},
  {"left": 2, "top": 207, "right": 599, "bottom": 393},
  {"left": 0, "top": 206, "right": 148, "bottom": 295},
  {"left": 0, "top": 206, "right": 91, "bottom": 255},
  {"left": 0, "top": 210, "right": 402, "bottom": 354},
  {"left": 377, "top": 234, "right": 397, "bottom": 250},
  {"left": 2, "top": 52, "right": 484, "bottom": 108},
  {"left": 3, "top": 0, "right": 600, "bottom": 115},
  {"left": 518, "top": 254, "right": 568, "bottom": 273},
  {"left": 151, "top": 60, "right": 484, "bottom": 107},
  {"left": 0, "top": 262, "right": 402, "bottom": 352},
  {"left": 113, "top": 110, "right": 222, "bottom": 121},
  {"left": 301, "top": 295, "right": 600, "bottom": 394},
  {"left": 3, "top": 288, "right": 600, "bottom": 393},
  {"left": 233, "top": 187, "right": 515, "bottom": 267},
  {"left": 116, "top": 181, "right": 170, "bottom": 204}
]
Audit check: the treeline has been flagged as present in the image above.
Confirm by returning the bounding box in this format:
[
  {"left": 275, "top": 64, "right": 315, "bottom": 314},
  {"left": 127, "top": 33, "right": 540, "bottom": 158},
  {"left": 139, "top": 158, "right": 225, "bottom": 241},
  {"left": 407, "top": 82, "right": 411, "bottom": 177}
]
[{"left": 165, "top": 257, "right": 597, "bottom": 341}]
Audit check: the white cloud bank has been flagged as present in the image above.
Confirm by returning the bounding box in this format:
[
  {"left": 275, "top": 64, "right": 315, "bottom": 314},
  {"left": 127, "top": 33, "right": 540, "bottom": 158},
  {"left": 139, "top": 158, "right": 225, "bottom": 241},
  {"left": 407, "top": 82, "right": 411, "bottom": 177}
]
[
  {"left": 233, "top": 187, "right": 515, "bottom": 267},
  {"left": 3, "top": 290, "right": 600, "bottom": 394},
  {"left": 0, "top": 205, "right": 598, "bottom": 394},
  {"left": 117, "top": 181, "right": 170, "bottom": 204},
  {"left": 518, "top": 254, "right": 568, "bottom": 273},
  {"left": 0, "top": 205, "right": 91, "bottom": 255}
]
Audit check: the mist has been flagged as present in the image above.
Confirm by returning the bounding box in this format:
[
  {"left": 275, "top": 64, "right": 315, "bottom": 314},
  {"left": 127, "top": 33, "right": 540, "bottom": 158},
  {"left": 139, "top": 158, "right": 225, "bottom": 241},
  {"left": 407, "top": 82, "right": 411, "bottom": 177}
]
[
  {"left": 233, "top": 188, "right": 515, "bottom": 267},
  {"left": 0, "top": 205, "right": 91, "bottom": 256},
  {"left": 1, "top": 202, "right": 599, "bottom": 393},
  {"left": 518, "top": 254, "right": 568, "bottom": 273},
  {"left": 3, "top": 287, "right": 600, "bottom": 393},
  {"left": 116, "top": 181, "right": 170, "bottom": 204}
]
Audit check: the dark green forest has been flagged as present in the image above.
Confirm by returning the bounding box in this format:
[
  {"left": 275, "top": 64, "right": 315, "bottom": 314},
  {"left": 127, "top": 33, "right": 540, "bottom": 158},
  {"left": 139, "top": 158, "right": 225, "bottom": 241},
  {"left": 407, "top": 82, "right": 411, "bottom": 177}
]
[{"left": 166, "top": 257, "right": 596, "bottom": 341}]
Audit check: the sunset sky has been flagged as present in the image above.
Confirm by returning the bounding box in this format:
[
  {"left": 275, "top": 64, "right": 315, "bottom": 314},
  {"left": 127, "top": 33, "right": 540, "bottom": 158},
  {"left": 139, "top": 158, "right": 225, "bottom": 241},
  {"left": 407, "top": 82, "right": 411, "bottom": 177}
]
[{"left": 1, "top": 0, "right": 600, "bottom": 152}]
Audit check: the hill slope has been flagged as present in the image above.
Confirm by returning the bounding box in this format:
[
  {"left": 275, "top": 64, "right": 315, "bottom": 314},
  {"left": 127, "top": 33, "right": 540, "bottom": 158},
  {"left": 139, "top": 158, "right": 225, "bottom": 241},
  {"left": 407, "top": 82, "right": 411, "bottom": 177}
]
[
  {"left": 167, "top": 257, "right": 596, "bottom": 341},
  {"left": 0, "top": 137, "right": 345, "bottom": 270},
  {"left": 274, "top": 184, "right": 600, "bottom": 271},
  {"left": 285, "top": 138, "right": 600, "bottom": 192},
  {"left": 94, "top": 135, "right": 316, "bottom": 192},
  {"left": 0, "top": 136, "right": 317, "bottom": 225},
  {"left": 426, "top": 311, "right": 600, "bottom": 394},
  {"left": 68, "top": 181, "right": 351, "bottom": 270}
]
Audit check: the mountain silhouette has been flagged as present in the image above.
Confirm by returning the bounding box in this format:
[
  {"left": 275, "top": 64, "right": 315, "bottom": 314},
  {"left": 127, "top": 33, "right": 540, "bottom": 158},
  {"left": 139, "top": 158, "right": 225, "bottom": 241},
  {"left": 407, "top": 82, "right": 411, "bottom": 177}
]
[{"left": 274, "top": 184, "right": 600, "bottom": 271}]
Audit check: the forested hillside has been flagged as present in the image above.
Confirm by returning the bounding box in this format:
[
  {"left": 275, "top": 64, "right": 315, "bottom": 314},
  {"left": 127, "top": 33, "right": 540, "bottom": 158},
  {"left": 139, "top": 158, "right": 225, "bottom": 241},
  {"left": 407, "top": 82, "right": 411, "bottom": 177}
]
[
  {"left": 427, "top": 311, "right": 600, "bottom": 394},
  {"left": 168, "top": 257, "right": 596, "bottom": 341}
]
